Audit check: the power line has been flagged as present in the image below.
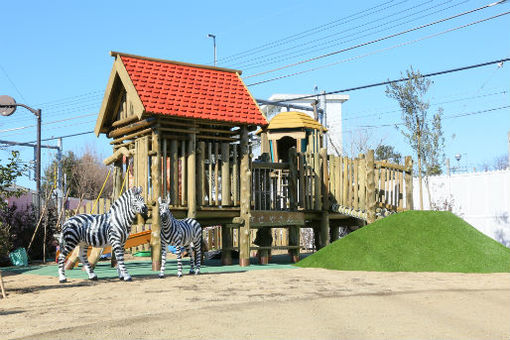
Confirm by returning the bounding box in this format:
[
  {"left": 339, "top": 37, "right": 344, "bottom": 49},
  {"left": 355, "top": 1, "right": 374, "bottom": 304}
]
[
  {"left": 0, "top": 113, "right": 97, "bottom": 134},
  {"left": 348, "top": 105, "right": 510, "bottom": 130},
  {"left": 217, "top": 0, "right": 403, "bottom": 64},
  {"left": 342, "top": 90, "right": 508, "bottom": 121},
  {"left": 231, "top": 0, "right": 466, "bottom": 70},
  {"left": 245, "top": 0, "right": 507, "bottom": 80},
  {"left": 264, "top": 57, "right": 510, "bottom": 103},
  {"left": 246, "top": 11, "right": 510, "bottom": 86}
]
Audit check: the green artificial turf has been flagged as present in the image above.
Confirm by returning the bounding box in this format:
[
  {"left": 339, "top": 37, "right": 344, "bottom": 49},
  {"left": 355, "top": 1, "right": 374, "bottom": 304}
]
[{"left": 296, "top": 210, "right": 510, "bottom": 273}]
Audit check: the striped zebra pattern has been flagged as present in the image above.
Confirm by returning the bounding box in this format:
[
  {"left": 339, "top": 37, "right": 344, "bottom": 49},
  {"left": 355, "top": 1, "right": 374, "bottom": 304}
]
[
  {"left": 58, "top": 186, "right": 148, "bottom": 283},
  {"left": 158, "top": 196, "right": 202, "bottom": 278}
]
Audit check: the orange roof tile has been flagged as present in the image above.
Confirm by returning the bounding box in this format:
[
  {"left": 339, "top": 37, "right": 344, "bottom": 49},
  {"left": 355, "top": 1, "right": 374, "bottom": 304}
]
[{"left": 120, "top": 54, "right": 267, "bottom": 126}]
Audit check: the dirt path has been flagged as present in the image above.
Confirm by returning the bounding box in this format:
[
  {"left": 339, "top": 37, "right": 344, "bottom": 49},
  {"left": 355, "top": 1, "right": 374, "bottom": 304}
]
[{"left": 1, "top": 268, "right": 509, "bottom": 339}]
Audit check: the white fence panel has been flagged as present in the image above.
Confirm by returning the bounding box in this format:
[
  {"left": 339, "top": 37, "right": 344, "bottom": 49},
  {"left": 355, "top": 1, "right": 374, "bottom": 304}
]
[{"left": 414, "top": 169, "right": 510, "bottom": 247}]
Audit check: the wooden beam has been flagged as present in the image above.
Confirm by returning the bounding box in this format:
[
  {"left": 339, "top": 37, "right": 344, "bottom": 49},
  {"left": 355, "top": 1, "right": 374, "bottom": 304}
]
[
  {"left": 110, "top": 127, "right": 152, "bottom": 145},
  {"left": 108, "top": 118, "right": 154, "bottom": 138},
  {"left": 103, "top": 147, "right": 132, "bottom": 165}
]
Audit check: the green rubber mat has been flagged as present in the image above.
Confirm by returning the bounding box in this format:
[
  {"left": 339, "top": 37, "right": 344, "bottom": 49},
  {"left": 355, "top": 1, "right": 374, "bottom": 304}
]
[{"left": 2, "top": 257, "right": 296, "bottom": 280}]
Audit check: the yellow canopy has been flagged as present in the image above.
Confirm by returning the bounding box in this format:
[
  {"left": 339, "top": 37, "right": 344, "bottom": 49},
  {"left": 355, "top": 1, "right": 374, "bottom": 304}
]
[{"left": 262, "top": 111, "right": 327, "bottom": 132}]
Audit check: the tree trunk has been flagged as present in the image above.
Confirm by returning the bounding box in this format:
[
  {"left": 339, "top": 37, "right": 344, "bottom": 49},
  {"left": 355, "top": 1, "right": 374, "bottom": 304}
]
[{"left": 417, "top": 133, "right": 424, "bottom": 210}]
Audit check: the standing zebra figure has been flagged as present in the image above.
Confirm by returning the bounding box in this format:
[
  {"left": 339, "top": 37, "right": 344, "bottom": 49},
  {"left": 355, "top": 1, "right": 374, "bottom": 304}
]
[
  {"left": 58, "top": 186, "right": 148, "bottom": 283},
  {"left": 158, "top": 196, "right": 202, "bottom": 278}
]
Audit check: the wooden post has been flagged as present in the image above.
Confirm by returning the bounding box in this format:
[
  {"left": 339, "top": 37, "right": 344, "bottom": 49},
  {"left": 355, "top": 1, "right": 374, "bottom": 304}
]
[
  {"left": 232, "top": 146, "right": 239, "bottom": 206},
  {"left": 170, "top": 139, "right": 178, "bottom": 205},
  {"left": 151, "top": 131, "right": 162, "bottom": 270},
  {"left": 405, "top": 156, "right": 414, "bottom": 210},
  {"left": 197, "top": 141, "right": 205, "bottom": 206},
  {"left": 288, "top": 147, "right": 300, "bottom": 262},
  {"left": 353, "top": 157, "right": 359, "bottom": 210},
  {"left": 366, "top": 150, "right": 376, "bottom": 224},
  {"left": 298, "top": 152, "right": 305, "bottom": 208},
  {"left": 221, "top": 143, "right": 231, "bottom": 206},
  {"left": 239, "top": 126, "right": 251, "bottom": 267},
  {"left": 181, "top": 141, "right": 187, "bottom": 206},
  {"left": 320, "top": 148, "right": 329, "bottom": 247},
  {"left": 162, "top": 138, "right": 168, "bottom": 197},
  {"left": 221, "top": 225, "right": 233, "bottom": 265},
  {"left": 336, "top": 156, "right": 342, "bottom": 206},
  {"left": 314, "top": 151, "right": 322, "bottom": 211},
  {"left": 187, "top": 132, "right": 197, "bottom": 218},
  {"left": 342, "top": 156, "right": 349, "bottom": 208},
  {"left": 0, "top": 270, "right": 6, "bottom": 299},
  {"left": 214, "top": 143, "right": 219, "bottom": 206},
  {"left": 359, "top": 154, "right": 366, "bottom": 211}
]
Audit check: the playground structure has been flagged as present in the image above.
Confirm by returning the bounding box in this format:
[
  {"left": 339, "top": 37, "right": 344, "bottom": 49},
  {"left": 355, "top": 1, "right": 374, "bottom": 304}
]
[{"left": 86, "top": 51, "right": 413, "bottom": 269}]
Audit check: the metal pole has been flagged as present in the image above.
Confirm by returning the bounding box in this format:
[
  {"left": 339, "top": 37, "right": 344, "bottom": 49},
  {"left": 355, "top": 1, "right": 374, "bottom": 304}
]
[
  {"left": 208, "top": 34, "right": 217, "bottom": 66},
  {"left": 36, "top": 109, "right": 41, "bottom": 217},
  {"left": 57, "top": 138, "right": 63, "bottom": 212}
]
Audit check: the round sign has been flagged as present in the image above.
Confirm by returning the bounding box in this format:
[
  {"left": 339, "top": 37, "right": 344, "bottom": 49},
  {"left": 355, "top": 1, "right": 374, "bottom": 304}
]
[{"left": 0, "top": 95, "right": 17, "bottom": 116}]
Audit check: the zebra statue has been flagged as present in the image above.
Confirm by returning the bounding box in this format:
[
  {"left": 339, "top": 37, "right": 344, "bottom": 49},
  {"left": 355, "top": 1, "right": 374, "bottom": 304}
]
[
  {"left": 158, "top": 196, "right": 202, "bottom": 278},
  {"left": 58, "top": 186, "right": 148, "bottom": 283}
]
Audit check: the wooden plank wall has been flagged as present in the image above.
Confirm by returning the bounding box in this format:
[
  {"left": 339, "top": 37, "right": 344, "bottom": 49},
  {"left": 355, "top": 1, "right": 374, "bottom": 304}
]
[{"left": 159, "top": 138, "right": 241, "bottom": 208}]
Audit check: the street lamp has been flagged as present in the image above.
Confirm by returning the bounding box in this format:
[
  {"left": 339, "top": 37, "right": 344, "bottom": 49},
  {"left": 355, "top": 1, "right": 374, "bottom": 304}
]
[
  {"left": 0, "top": 95, "right": 42, "bottom": 217},
  {"left": 207, "top": 33, "right": 217, "bottom": 66}
]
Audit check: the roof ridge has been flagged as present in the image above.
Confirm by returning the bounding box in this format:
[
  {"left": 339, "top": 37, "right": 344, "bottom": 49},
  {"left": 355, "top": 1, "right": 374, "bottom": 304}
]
[{"left": 110, "top": 51, "right": 243, "bottom": 75}]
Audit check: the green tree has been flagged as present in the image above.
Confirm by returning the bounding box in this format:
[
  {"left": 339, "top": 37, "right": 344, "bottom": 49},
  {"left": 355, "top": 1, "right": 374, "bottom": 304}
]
[
  {"left": 375, "top": 144, "right": 402, "bottom": 164},
  {"left": 0, "top": 150, "right": 28, "bottom": 258},
  {"left": 385, "top": 67, "right": 445, "bottom": 209},
  {"left": 0, "top": 151, "right": 27, "bottom": 209}
]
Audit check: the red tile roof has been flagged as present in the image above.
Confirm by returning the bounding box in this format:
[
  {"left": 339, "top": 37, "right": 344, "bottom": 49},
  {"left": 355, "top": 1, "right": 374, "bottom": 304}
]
[{"left": 120, "top": 55, "right": 267, "bottom": 126}]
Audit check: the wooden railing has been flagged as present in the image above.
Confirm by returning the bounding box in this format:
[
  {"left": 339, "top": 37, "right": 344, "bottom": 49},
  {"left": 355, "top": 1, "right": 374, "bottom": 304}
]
[{"left": 249, "top": 148, "right": 413, "bottom": 221}]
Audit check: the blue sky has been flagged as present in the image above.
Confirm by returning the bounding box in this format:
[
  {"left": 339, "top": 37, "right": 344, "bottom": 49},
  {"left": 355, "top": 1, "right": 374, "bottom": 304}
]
[{"left": 1, "top": 0, "right": 509, "bottom": 190}]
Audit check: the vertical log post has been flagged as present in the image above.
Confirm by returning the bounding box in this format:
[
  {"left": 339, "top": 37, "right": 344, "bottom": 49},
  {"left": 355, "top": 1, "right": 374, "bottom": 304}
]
[
  {"left": 239, "top": 126, "right": 251, "bottom": 267},
  {"left": 405, "top": 156, "right": 414, "bottom": 210},
  {"left": 359, "top": 154, "right": 366, "bottom": 211},
  {"left": 366, "top": 150, "right": 376, "bottom": 224},
  {"left": 187, "top": 132, "right": 196, "bottom": 218},
  {"left": 314, "top": 151, "right": 322, "bottom": 211},
  {"left": 342, "top": 156, "right": 349, "bottom": 208},
  {"left": 221, "top": 143, "right": 231, "bottom": 206},
  {"left": 221, "top": 224, "right": 233, "bottom": 265},
  {"left": 170, "top": 139, "right": 178, "bottom": 205},
  {"left": 288, "top": 147, "right": 299, "bottom": 262},
  {"left": 197, "top": 141, "right": 205, "bottom": 206},
  {"left": 151, "top": 131, "right": 162, "bottom": 270},
  {"left": 320, "top": 148, "right": 329, "bottom": 247}
]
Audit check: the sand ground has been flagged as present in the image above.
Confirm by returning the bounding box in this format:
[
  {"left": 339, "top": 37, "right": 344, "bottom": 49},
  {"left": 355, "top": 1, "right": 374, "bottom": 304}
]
[{"left": 1, "top": 266, "right": 509, "bottom": 340}]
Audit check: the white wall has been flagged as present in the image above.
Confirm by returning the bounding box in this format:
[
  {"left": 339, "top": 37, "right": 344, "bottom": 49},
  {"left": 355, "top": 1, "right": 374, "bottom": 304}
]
[{"left": 414, "top": 169, "right": 510, "bottom": 247}]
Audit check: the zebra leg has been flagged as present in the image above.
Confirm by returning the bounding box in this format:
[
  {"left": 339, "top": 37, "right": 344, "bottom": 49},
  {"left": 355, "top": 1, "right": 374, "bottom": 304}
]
[
  {"left": 58, "top": 236, "right": 78, "bottom": 283},
  {"left": 188, "top": 244, "right": 195, "bottom": 275},
  {"left": 58, "top": 247, "right": 70, "bottom": 283},
  {"left": 78, "top": 244, "right": 97, "bottom": 281},
  {"left": 176, "top": 247, "right": 183, "bottom": 278},
  {"left": 159, "top": 241, "right": 167, "bottom": 278},
  {"left": 194, "top": 239, "right": 202, "bottom": 275},
  {"left": 112, "top": 242, "right": 131, "bottom": 281}
]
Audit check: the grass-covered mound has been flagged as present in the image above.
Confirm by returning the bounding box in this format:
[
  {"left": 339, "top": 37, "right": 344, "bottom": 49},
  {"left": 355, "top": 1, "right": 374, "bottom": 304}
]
[{"left": 296, "top": 210, "right": 510, "bottom": 273}]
